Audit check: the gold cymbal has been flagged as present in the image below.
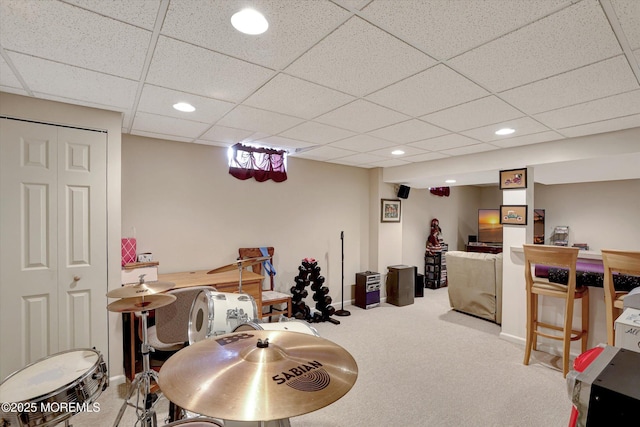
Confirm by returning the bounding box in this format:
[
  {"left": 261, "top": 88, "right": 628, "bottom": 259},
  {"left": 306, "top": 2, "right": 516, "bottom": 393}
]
[
  {"left": 158, "top": 330, "right": 358, "bottom": 421},
  {"left": 207, "top": 256, "right": 271, "bottom": 274},
  {"left": 106, "top": 281, "right": 175, "bottom": 298},
  {"left": 106, "top": 294, "right": 176, "bottom": 313}
]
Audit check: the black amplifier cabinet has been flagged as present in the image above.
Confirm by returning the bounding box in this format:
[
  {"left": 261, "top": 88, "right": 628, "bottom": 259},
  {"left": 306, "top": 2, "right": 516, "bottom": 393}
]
[{"left": 355, "top": 271, "right": 380, "bottom": 309}]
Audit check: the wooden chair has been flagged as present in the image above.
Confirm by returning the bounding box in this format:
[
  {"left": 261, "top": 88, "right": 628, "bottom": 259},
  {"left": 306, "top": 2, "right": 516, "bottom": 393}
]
[
  {"left": 238, "top": 247, "right": 292, "bottom": 322},
  {"left": 523, "top": 244, "right": 589, "bottom": 377},
  {"left": 601, "top": 249, "right": 640, "bottom": 346}
]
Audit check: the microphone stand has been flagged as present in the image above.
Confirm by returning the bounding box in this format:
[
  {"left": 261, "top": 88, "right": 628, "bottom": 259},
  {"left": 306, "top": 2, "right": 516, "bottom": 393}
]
[{"left": 335, "top": 231, "right": 351, "bottom": 317}]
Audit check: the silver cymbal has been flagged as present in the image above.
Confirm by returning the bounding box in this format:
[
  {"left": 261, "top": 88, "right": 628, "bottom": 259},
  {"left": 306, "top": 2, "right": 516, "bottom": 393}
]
[
  {"left": 158, "top": 330, "right": 358, "bottom": 421},
  {"left": 106, "top": 281, "right": 175, "bottom": 298},
  {"left": 207, "top": 256, "right": 271, "bottom": 274},
  {"left": 106, "top": 294, "right": 177, "bottom": 313}
]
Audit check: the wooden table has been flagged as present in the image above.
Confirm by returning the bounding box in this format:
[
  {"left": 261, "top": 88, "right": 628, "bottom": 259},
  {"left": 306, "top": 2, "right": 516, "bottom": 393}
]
[{"left": 123, "top": 269, "right": 264, "bottom": 379}]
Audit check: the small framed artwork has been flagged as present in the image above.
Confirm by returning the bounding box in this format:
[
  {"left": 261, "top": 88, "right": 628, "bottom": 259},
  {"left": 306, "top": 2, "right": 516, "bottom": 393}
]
[
  {"left": 500, "top": 168, "right": 527, "bottom": 190},
  {"left": 381, "top": 199, "right": 401, "bottom": 223},
  {"left": 500, "top": 205, "right": 528, "bottom": 225}
]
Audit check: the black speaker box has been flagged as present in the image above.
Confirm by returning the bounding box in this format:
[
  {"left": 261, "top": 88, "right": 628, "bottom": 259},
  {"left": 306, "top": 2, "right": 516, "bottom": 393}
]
[
  {"left": 468, "top": 235, "right": 477, "bottom": 243},
  {"left": 397, "top": 185, "right": 410, "bottom": 199}
]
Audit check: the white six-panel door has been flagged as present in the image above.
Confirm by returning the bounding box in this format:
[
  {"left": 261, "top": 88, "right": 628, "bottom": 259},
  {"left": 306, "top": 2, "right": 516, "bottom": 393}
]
[{"left": 0, "top": 118, "right": 108, "bottom": 380}]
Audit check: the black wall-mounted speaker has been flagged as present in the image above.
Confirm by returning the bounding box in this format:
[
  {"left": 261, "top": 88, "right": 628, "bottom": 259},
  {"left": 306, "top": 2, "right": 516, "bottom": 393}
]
[{"left": 397, "top": 185, "right": 410, "bottom": 199}]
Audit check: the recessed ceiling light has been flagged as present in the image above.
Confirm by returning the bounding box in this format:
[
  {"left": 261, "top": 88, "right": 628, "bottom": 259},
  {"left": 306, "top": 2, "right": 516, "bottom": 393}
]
[
  {"left": 445, "top": 179, "right": 456, "bottom": 184},
  {"left": 231, "top": 9, "right": 268, "bottom": 35},
  {"left": 391, "top": 150, "right": 405, "bottom": 155},
  {"left": 173, "top": 102, "right": 195, "bottom": 112},
  {"left": 495, "top": 127, "right": 515, "bottom": 136}
]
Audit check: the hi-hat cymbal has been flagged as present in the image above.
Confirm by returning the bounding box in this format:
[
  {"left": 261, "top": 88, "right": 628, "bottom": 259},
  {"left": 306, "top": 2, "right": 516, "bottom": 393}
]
[
  {"left": 207, "top": 256, "right": 271, "bottom": 274},
  {"left": 158, "top": 330, "right": 358, "bottom": 421},
  {"left": 106, "top": 281, "right": 175, "bottom": 298},
  {"left": 107, "top": 294, "right": 176, "bottom": 313}
]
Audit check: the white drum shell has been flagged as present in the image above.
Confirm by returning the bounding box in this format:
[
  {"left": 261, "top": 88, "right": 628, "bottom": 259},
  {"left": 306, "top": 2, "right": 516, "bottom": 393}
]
[
  {"left": 0, "top": 349, "right": 108, "bottom": 427},
  {"left": 233, "top": 319, "right": 319, "bottom": 337},
  {"left": 189, "top": 290, "right": 258, "bottom": 344}
]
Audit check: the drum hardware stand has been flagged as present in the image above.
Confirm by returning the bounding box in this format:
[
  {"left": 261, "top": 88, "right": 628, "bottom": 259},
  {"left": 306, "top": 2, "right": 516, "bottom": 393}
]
[
  {"left": 335, "top": 231, "right": 350, "bottom": 317},
  {"left": 113, "top": 309, "right": 161, "bottom": 427}
]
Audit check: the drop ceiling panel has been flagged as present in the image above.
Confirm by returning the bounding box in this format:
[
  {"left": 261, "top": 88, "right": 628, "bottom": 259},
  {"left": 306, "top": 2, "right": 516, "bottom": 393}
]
[
  {"left": 368, "top": 119, "right": 449, "bottom": 144},
  {"left": 329, "top": 134, "right": 398, "bottom": 152},
  {"left": 259, "top": 135, "right": 316, "bottom": 150},
  {"left": 0, "top": 55, "right": 22, "bottom": 90},
  {"left": 500, "top": 56, "right": 639, "bottom": 114},
  {"left": 161, "top": 0, "right": 351, "bottom": 69},
  {"left": 611, "top": 0, "right": 640, "bottom": 49},
  {"left": 408, "top": 134, "right": 479, "bottom": 152},
  {"left": 558, "top": 113, "right": 640, "bottom": 137},
  {"left": 279, "top": 121, "right": 356, "bottom": 144},
  {"left": 535, "top": 90, "right": 640, "bottom": 129},
  {"left": 146, "top": 37, "right": 274, "bottom": 103},
  {"left": 62, "top": 0, "right": 161, "bottom": 30},
  {"left": 216, "top": 105, "right": 304, "bottom": 135},
  {"left": 132, "top": 112, "right": 212, "bottom": 139},
  {"left": 329, "top": 152, "right": 386, "bottom": 166},
  {"left": 461, "top": 117, "right": 552, "bottom": 142},
  {"left": 421, "top": 95, "right": 525, "bottom": 132},
  {"left": 0, "top": 0, "right": 150, "bottom": 80},
  {"left": 366, "top": 64, "right": 490, "bottom": 117},
  {"left": 291, "top": 145, "right": 355, "bottom": 161},
  {"left": 448, "top": 0, "right": 623, "bottom": 92},
  {"left": 137, "top": 85, "right": 235, "bottom": 124},
  {"left": 243, "top": 74, "right": 355, "bottom": 119},
  {"left": 490, "top": 131, "right": 564, "bottom": 148},
  {"left": 315, "top": 99, "right": 410, "bottom": 133},
  {"left": 368, "top": 145, "right": 429, "bottom": 159},
  {"left": 9, "top": 53, "right": 137, "bottom": 110},
  {"left": 441, "top": 143, "right": 499, "bottom": 157},
  {"left": 369, "top": 158, "right": 411, "bottom": 168},
  {"left": 361, "top": 0, "right": 569, "bottom": 60},
  {"left": 199, "top": 125, "right": 255, "bottom": 144},
  {"left": 403, "top": 152, "right": 449, "bottom": 163},
  {"left": 285, "top": 16, "right": 436, "bottom": 96}
]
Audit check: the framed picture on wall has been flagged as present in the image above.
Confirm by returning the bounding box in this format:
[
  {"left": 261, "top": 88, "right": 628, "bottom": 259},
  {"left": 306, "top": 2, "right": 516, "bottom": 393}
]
[
  {"left": 500, "top": 205, "right": 528, "bottom": 225},
  {"left": 381, "top": 199, "right": 401, "bottom": 222},
  {"left": 499, "top": 168, "right": 527, "bottom": 190}
]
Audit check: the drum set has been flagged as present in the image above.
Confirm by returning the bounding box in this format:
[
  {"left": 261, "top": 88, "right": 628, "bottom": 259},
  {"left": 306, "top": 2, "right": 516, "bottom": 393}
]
[{"left": 1, "top": 257, "right": 358, "bottom": 427}]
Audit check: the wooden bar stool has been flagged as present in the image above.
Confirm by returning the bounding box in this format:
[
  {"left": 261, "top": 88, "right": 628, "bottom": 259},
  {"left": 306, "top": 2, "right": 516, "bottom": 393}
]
[
  {"left": 523, "top": 244, "right": 589, "bottom": 377},
  {"left": 601, "top": 249, "right": 640, "bottom": 345}
]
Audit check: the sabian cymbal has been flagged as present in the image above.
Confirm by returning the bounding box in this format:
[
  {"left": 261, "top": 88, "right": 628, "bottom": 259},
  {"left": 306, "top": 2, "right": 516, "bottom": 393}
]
[
  {"left": 207, "top": 256, "right": 271, "bottom": 274},
  {"left": 106, "top": 294, "right": 176, "bottom": 313},
  {"left": 106, "top": 281, "right": 175, "bottom": 298},
  {"left": 158, "top": 330, "right": 358, "bottom": 421}
]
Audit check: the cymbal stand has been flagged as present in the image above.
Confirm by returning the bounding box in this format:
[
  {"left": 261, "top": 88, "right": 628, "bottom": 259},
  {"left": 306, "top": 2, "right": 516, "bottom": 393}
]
[{"left": 113, "top": 309, "right": 160, "bottom": 427}]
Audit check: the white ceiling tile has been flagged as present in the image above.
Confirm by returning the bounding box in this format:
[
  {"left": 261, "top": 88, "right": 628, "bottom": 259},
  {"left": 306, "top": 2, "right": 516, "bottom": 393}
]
[
  {"left": 421, "top": 96, "right": 524, "bottom": 132},
  {"left": 258, "top": 135, "right": 316, "bottom": 151},
  {"left": 162, "top": 0, "right": 350, "bottom": 69},
  {"left": 368, "top": 158, "right": 411, "bottom": 168},
  {"left": 403, "top": 152, "right": 450, "bottom": 163},
  {"left": 243, "top": 74, "right": 354, "bottom": 119},
  {"left": 490, "top": 131, "right": 564, "bottom": 148},
  {"left": 130, "top": 130, "right": 194, "bottom": 143},
  {"left": 368, "top": 119, "right": 449, "bottom": 144},
  {"left": 461, "top": 117, "right": 552, "bottom": 142},
  {"left": 558, "top": 114, "right": 640, "bottom": 138},
  {"left": 9, "top": 53, "right": 137, "bottom": 110},
  {"left": 448, "top": 0, "right": 623, "bottom": 92},
  {"left": 199, "top": 125, "right": 255, "bottom": 145},
  {"left": 534, "top": 90, "right": 640, "bottom": 129},
  {"left": 279, "top": 121, "right": 356, "bottom": 144},
  {"left": 0, "top": 0, "right": 150, "bottom": 80},
  {"left": 0, "top": 55, "right": 22, "bottom": 90},
  {"left": 192, "top": 139, "right": 228, "bottom": 148},
  {"left": 329, "top": 152, "right": 387, "bottom": 166},
  {"left": 285, "top": 16, "right": 435, "bottom": 96},
  {"left": 408, "top": 134, "right": 479, "bottom": 151},
  {"left": 216, "top": 105, "right": 304, "bottom": 135},
  {"left": 0, "top": 86, "right": 28, "bottom": 96},
  {"left": 315, "top": 100, "right": 410, "bottom": 133},
  {"left": 132, "top": 112, "right": 211, "bottom": 139},
  {"left": 440, "top": 143, "right": 499, "bottom": 157},
  {"left": 366, "top": 64, "right": 489, "bottom": 117},
  {"left": 500, "top": 56, "right": 639, "bottom": 114},
  {"left": 291, "top": 145, "right": 355, "bottom": 161},
  {"left": 146, "top": 37, "right": 274, "bottom": 103},
  {"left": 138, "top": 85, "right": 235, "bottom": 123},
  {"left": 367, "top": 145, "right": 430, "bottom": 159},
  {"left": 329, "top": 134, "right": 398, "bottom": 152},
  {"left": 361, "top": 0, "right": 568, "bottom": 60},
  {"left": 62, "top": 0, "right": 160, "bottom": 30},
  {"left": 611, "top": 0, "right": 640, "bottom": 50}
]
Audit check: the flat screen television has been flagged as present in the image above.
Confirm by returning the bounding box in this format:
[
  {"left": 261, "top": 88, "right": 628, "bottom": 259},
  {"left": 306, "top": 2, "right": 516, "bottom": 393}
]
[{"left": 478, "top": 209, "right": 503, "bottom": 244}]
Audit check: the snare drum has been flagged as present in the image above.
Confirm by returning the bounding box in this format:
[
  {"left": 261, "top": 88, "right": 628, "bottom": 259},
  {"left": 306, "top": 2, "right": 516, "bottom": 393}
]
[
  {"left": 0, "top": 348, "right": 108, "bottom": 427},
  {"left": 189, "top": 290, "right": 258, "bottom": 344},
  {"left": 233, "top": 319, "right": 319, "bottom": 336}
]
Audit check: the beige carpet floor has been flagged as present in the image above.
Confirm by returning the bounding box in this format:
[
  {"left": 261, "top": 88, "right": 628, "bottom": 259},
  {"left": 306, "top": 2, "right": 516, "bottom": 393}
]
[{"left": 72, "top": 288, "right": 572, "bottom": 426}]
